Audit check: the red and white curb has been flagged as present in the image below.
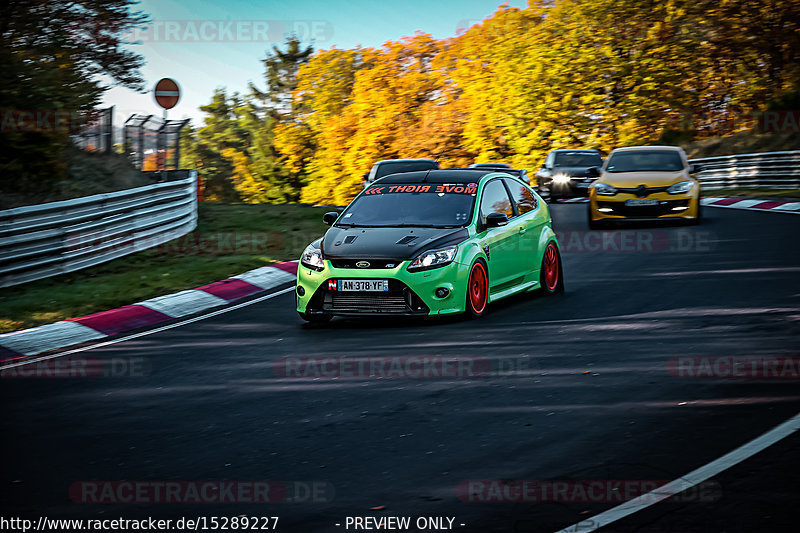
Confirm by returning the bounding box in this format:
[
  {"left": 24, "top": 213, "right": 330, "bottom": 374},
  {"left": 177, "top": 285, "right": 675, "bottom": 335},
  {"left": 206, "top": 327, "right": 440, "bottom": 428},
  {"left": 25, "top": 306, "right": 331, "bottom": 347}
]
[
  {"left": 553, "top": 196, "right": 800, "bottom": 213},
  {"left": 701, "top": 197, "right": 800, "bottom": 213},
  {"left": 0, "top": 261, "right": 299, "bottom": 360}
]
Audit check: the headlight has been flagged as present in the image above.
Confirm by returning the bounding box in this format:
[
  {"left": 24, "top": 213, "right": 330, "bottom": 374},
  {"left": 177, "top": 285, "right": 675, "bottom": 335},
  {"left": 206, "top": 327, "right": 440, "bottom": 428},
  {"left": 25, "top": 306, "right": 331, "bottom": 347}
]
[
  {"left": 553, "top": 174, "right": 572, "bottom": 184},
  {"left": 667, "top": 181, "right": 694, "bottom": 194},
  {"left": 407, "top": 246, "right": 458, "bottom": 272},
  {"left": 593, "top": 183, "right": 617, "bottom": 196},
  {"left": 301, "top": 243, "right": 324, "bottom": 271}
]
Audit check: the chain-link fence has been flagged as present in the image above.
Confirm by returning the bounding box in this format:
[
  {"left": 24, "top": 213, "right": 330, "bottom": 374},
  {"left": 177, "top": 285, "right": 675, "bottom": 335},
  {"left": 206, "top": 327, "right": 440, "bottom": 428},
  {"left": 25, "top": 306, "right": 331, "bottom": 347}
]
[
  {"left": 71, "top": 107, "right": 113, "bottom": 154},
  {"left": 123, "top": 114, "right": 189, "bottom": 170}
]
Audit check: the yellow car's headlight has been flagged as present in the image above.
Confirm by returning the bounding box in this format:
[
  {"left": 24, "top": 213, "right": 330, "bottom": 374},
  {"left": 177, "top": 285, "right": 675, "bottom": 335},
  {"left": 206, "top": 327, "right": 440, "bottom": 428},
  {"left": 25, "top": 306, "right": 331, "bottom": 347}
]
[
  {"left": 667, "top": 181, "right": 694, "bottom": 194},
  {"left": 593, "top": 183, "right": 617, "bottom": 196}
]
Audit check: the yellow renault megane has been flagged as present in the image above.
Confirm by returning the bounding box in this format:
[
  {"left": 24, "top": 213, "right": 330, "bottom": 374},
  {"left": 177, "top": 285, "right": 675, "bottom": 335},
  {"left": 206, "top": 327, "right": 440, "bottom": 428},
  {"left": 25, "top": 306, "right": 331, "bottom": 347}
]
[{"left": 587, "top": 146, "right": 702, "bottom": 229}]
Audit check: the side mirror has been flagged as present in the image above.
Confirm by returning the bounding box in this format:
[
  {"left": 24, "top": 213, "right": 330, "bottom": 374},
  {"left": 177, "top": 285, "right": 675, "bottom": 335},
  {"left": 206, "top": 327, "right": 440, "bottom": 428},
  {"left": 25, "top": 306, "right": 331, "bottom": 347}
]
[
  {"left": 362, "top": 173, "right": 369, "bottom": 179},
  {"left": 485, "top": 212, "right": 508, "bottom": 228},
  {"left": 586, "top": 166, "right": 600, "bottom": 178},
  {"left": 689, "top": 164, "right": 704, "bottom": 174},
  {"left": 323, "top": 211, "right": 340, "bottom": 226}
]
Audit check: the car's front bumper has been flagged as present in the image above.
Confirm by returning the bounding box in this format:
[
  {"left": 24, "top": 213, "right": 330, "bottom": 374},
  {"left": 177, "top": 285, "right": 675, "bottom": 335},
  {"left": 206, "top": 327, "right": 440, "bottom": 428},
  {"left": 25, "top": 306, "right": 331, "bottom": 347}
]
[
  {"left": 296, "top": 260, "right": 468, "bottom": 317},
  {"left": 589, "top": 190, "right": 699, "bottom": 221}
]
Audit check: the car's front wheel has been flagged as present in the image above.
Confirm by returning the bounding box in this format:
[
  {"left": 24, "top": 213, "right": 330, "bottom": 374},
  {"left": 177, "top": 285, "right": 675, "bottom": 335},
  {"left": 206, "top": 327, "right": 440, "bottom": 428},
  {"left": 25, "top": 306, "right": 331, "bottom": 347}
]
[
  {"left": 465, "top": 260, "right": 489, "bottom": 318},
  {"left": 539, "top": 242, "right": 564, "bottom": 295}
]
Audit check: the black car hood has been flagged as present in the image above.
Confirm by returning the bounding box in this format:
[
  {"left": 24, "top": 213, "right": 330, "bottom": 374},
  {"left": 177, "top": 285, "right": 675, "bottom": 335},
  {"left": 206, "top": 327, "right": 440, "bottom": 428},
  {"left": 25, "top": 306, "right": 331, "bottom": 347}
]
[
  {"left": 552, "top": 166, "right": 594, "bottom": 177},
  {"left": 322, "top": 226, "right": 469, "bottom": 260}
]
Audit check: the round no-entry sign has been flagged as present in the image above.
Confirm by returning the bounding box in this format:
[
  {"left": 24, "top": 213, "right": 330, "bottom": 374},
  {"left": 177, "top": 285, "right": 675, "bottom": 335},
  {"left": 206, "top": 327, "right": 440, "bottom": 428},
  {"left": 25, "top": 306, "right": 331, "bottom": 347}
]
[{"left": 154, "top": 78, "right": 180, "bottom": 110}]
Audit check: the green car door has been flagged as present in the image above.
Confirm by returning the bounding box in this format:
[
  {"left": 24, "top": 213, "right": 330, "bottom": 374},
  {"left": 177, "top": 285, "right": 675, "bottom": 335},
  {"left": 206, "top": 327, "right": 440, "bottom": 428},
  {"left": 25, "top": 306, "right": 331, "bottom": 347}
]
[
  {"left": 502, "top": 177, "right": 547, "bottom": 285},
  {"left": 475, "top": 178, "right": 519, "bottom": 291}
]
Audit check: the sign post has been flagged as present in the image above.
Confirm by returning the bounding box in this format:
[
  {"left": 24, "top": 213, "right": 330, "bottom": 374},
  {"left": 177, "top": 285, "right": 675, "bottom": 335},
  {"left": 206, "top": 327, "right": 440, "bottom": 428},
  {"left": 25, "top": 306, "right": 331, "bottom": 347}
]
[
  {"left": 153, "top": 78, "right": 181, "bottom": 170},
  {"left": 154, "top": 78, "right": 181, "bottom": 115}
]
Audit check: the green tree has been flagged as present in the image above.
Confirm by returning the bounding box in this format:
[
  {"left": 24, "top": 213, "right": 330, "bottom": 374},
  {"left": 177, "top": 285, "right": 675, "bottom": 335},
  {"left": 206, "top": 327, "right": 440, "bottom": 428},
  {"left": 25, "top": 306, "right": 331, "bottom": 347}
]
[
  {"left": 244, "top": 36, "right": 315, "bottom": 200},
  {"left": 229, "top": 0, "right": 800, "bottom": 205},
  {"left": 250, "top": 36, "right": 314, "bottom": 119},
  {"left": 182, "top": 89, "right": 240, "bottom": 202},
  {"left": 0, "top": 0, "right": 148, "bottom": 194}
]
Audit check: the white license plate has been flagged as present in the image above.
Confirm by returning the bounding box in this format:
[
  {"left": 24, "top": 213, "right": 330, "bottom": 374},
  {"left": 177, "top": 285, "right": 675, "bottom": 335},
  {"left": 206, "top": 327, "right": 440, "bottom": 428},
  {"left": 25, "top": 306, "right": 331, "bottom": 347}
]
[
  {"left": 336, "top": 279, "right": 389, "bottom": 292},
  {"left": 625, "top": 198, "right": 659, "bottom": 206}
]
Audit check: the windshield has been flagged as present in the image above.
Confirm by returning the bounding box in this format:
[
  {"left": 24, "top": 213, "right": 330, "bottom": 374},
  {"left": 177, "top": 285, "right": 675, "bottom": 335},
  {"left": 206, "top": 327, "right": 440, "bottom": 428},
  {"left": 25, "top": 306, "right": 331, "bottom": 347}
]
[
  {"left": 337, "top": 183, "right": 477, "bottom": 228},
  {"left": 374, "top": 161, "right": 438, "bottom": 180},
  {"left": 553, "top": 152, "right": 602, "bottom": 167},
  {"left": 605, "top": 150, "right": 684, "bottom": 172}
]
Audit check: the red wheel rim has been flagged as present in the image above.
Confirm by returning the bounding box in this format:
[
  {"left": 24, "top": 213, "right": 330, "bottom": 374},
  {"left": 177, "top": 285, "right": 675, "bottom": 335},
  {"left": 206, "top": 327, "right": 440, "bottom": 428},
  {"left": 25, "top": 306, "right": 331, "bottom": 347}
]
[
  {"left": 469, "top": 263, "right": 488, "bottom": 314},
  {"left": 544, "top": 244, "right": 559, "bottom": 291}
]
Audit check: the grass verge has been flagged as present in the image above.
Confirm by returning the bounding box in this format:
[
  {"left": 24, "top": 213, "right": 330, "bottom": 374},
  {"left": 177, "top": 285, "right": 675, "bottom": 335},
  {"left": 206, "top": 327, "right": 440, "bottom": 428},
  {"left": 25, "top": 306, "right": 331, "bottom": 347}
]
[{"left": 0, "top": 203, "right": 329, "bottom": 333}]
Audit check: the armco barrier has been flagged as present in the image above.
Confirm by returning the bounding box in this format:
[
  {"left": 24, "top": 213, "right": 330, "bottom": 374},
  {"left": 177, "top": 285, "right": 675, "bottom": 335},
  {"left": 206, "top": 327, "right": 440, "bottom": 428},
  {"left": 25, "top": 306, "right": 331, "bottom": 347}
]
[
  {"left": 690, "top": 151, "right": 800, "bottom": 191},
  {"left": 0, "top": 170, "right": 197, "bottom": 288}
]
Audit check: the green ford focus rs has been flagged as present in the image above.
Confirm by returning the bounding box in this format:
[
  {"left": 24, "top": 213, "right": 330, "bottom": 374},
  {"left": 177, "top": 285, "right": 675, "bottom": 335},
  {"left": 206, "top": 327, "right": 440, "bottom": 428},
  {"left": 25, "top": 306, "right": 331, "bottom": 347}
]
[{"left": 296, "top": 169, "right": 564, "bottom": 322}]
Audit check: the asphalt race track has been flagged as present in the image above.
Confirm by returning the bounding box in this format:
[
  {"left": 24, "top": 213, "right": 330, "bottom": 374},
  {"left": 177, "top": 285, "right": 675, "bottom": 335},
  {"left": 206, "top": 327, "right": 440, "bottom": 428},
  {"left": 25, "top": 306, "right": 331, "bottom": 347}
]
[{"left": 2, "top": 205, "right": 799, "bottom": 532}]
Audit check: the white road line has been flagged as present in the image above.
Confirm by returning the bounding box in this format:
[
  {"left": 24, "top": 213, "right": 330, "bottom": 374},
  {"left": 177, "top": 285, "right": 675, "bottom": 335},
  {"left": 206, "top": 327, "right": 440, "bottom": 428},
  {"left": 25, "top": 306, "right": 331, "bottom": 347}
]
[
  {"left": 0, "top": 286, "right": 295, "bottom": 370},
  {"left": 554, "top": 411, "right": 800, "bottom": 533}
]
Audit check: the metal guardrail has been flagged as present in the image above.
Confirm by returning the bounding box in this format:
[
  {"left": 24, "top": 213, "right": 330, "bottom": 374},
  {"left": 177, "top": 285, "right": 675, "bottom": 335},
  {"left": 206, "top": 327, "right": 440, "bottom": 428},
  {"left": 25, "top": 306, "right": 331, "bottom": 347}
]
[
  {"left": 689, "top": 151, "right": 800, "bottom": 191},
  {"left": 0, "top": 170, "right": 198, "bottom": 288}
]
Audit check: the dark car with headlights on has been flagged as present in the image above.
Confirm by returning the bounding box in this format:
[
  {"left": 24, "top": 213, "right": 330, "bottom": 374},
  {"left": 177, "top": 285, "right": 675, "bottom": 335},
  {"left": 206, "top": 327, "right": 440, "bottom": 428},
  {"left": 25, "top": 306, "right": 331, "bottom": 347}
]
[{"left": 535, "top": 149, "right": 604, "bottom": 200}]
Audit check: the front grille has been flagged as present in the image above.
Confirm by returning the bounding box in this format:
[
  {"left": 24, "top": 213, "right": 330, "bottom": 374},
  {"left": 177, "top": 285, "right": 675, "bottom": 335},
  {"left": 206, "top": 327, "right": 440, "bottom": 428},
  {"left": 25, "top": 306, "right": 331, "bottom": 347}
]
[
  {"left": 328, "top": 294, "right": 410, "bottom": 313},
  {"left": 308, "top": 279, "right": 429, "bottom": 315},
  {"left": 329, "top": 259, "right": 401, "bottom": 269},
  {"left": 598, "top": 200, "right": 688, "bottom": 218},
  {"left": 616, "top": 186, "right": 669, "bottom": 197}
]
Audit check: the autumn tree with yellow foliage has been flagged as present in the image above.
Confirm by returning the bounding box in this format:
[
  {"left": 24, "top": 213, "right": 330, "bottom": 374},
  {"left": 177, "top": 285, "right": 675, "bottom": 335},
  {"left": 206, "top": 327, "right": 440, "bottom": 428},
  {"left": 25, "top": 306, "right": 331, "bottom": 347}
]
[{"left": 187, "top": 0, "right": 800, "bottom": 205}]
